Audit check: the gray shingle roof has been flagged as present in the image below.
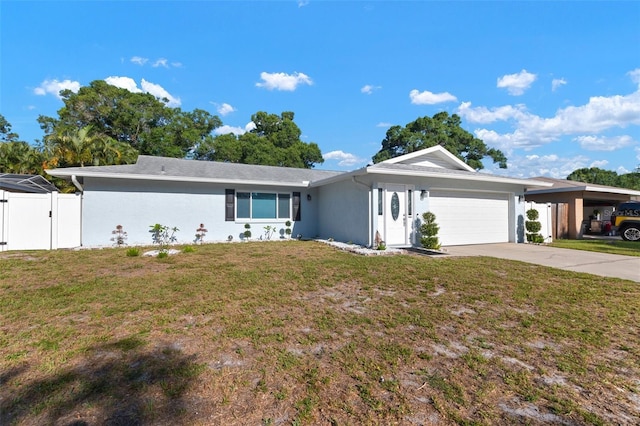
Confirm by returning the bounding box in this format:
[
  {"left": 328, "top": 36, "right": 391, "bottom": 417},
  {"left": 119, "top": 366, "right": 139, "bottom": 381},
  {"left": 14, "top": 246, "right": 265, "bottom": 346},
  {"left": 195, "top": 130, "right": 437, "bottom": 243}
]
[{"left": 47, "top": 155, "right": 344, "bottom": 185}]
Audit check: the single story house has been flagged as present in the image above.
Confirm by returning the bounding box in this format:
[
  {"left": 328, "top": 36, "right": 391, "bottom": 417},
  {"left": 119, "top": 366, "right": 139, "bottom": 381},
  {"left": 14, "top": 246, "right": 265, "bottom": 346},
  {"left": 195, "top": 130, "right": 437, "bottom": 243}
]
[
  {"left": 525, "top": 177, "right": 640, "bottom": 239},
  {"left": 47, "top": 146, "right": 551, "bottom": 248}
]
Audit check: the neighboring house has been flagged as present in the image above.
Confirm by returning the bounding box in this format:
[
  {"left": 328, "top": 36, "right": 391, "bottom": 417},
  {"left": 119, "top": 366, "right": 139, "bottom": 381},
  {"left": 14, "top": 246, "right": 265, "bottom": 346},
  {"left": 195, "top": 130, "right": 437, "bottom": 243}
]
[
  {"left": 46, "top": 146, "right": 551, "bottom": 248},
  {"left": 525, "top": 177, "right": 640, "bottom": 239}
]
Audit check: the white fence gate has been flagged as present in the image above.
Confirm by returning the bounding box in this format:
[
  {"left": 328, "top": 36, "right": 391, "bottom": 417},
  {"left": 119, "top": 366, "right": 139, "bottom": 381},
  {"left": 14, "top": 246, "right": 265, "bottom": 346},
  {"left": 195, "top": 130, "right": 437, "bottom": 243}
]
[
  {"left": 0, "top": 190, "right": 81, "bottom": 251},
  {"left": 525, "top": 201, "right": 553, "bottom": 244}
]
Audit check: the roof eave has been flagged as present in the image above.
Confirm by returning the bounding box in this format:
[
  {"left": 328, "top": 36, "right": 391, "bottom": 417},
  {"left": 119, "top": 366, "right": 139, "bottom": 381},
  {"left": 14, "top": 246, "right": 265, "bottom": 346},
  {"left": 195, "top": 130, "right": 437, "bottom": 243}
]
[
  {"left": 46, "top": 170, "right": 312, "bottom": 188},
  {"left": 367, "top": 167, "right": 553, "bottom": 188},
  {"left": 527, "top": 185, "right": 640, "bottom": 196}
]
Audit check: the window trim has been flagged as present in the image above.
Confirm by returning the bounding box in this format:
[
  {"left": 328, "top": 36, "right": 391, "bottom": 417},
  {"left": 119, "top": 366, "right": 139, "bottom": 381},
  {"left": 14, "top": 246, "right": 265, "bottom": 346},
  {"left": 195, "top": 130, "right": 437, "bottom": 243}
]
[{"left": 234, "top": 190, "right": 296, "bottom": 221}]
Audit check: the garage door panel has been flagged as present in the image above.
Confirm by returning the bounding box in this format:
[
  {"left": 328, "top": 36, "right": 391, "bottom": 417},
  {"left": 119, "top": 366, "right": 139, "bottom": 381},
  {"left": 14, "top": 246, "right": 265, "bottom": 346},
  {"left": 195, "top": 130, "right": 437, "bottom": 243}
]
[{"left": 429, "top": 191, "right": 509, "bottom": 246}]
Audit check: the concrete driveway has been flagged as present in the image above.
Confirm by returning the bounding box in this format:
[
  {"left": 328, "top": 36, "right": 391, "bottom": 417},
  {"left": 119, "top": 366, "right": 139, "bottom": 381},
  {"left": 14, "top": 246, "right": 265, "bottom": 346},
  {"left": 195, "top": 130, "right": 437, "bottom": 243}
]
[{"left": 443, "top": 243, "right": 640, "bottom": 282}]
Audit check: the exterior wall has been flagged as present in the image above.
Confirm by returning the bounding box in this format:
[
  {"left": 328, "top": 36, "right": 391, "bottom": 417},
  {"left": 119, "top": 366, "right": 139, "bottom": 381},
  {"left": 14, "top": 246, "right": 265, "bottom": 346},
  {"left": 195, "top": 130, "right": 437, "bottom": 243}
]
[
  {"left": 81, "top": 177, "right": 318, "bottom": 247},
  {"left": 316, "top": 175, "right": 528, "bottom": 247},
  {"left": 317, "top": 179, "right": 371, "bottom": 246}
]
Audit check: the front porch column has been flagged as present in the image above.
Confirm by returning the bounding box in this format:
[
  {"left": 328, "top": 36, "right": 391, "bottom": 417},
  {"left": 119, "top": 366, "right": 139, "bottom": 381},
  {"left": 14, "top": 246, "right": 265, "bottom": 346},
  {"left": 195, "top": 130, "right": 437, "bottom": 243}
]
[{"left": 569, "top": 196, "right": 583, "bottom": 239}]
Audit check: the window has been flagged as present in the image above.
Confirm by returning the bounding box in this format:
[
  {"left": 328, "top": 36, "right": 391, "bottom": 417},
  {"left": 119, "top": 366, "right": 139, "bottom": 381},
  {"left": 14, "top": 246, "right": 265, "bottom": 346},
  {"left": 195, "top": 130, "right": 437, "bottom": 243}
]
[
  {"left": 408, "top": 190, "right": 413, "bottom": 216},
  {"left": 378, "top": 188, "right": 383, "bottom": 215},
  {"left": 235, "top": 192, "right": 293, "bottom": 220}
]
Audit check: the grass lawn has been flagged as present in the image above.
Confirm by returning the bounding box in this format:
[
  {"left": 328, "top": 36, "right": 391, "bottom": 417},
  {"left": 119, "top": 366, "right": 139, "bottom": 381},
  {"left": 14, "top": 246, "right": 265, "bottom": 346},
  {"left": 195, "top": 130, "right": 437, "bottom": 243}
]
[
  {"left": 549, "top": 238, "right": 640, "bottom": 257},
  {"left": 1, "top": 241, "right": 639, "bottom": 425}
]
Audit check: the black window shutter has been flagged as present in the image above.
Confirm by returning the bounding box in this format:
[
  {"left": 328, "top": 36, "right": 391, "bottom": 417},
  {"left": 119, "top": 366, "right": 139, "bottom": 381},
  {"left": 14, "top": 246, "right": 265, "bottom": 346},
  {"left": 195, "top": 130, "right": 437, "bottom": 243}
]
[
  {"left": 292, "top": 192, "right": 301, "bottom": 221},
  {"left": 225, "top": 189, "right": 235, "bottom": 221}
]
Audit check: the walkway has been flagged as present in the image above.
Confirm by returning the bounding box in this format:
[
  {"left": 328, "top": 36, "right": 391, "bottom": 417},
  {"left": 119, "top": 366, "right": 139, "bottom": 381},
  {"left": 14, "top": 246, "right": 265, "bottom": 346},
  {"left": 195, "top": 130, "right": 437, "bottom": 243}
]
[{"left": 443, "top": 243, "right": 640, "bottom": 283}]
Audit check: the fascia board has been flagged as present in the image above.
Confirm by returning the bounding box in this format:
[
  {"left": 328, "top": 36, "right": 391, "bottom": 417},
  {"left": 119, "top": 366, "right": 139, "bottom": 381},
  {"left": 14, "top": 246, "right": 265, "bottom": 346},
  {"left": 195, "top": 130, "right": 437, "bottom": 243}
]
[
  {"left": 382, "top": 146, "right": 476, "bottom": 172},
  {"left": 46, "top": 170, "right": 311, "bottom": 188},
  {"left": 527, "top": 185, "right": 640, "bottom": 196},
  {"left": 366, "top": 167, "right": 553, "bottom": 187}
]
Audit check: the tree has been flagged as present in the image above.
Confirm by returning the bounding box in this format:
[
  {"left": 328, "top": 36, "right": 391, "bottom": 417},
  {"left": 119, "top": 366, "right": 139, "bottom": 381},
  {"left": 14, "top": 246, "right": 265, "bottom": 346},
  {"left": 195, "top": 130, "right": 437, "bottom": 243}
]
[
  {"left": 0, "top": 114, "right": 44, "bottom": 174},
  {"left": 43, "top": 125, "right": 137, "bottom": 168},
  {"left": 372, "top": 112, "right": 507, "bottom": 170},
  {"left": 0, "top": 141, "right": 44, "bottom": 174},
  {"left": 566, "top": 167, "right": 619, "bottom": 187},
  {"left": 0, "top": 114, "right": 20, "bottom": 142},
  {"left": 38, "top": 80, "right": 222, "bottom": 158},
  {"left": 566, "top": 167, "right": 640, "bottom": 191},
  {"left": 193, "top": 111, "right": 324, "bottom": 168}
]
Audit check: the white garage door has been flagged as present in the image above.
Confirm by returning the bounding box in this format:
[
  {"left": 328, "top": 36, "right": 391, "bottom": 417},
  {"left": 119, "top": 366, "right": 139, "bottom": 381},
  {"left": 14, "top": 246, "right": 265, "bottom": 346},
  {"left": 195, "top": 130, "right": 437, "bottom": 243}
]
[{"left": 428, "top": 191, "right": 510, "bottom": 246}]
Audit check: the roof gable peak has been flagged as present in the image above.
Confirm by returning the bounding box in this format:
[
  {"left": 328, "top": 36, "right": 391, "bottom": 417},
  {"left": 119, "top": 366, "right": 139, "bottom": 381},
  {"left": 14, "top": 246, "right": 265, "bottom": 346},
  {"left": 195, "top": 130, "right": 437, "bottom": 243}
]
[{"left": 379, "top": 145, "right": 475, "bottom": 172}]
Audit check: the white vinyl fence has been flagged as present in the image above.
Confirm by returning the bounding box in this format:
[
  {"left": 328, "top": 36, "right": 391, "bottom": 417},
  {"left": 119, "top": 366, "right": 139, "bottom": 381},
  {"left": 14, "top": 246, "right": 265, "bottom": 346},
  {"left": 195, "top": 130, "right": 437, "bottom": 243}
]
[
  {"left": 0, "top": 190, "right": 81, "bottom": 251},
  {"left": 525, "top": 201, "right": 553, "bottom": 243}
]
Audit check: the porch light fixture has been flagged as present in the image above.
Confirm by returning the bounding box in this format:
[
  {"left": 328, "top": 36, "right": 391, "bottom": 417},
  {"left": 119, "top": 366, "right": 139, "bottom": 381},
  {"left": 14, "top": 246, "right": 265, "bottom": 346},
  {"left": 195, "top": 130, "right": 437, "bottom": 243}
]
[
  {"left": 307, "top": 194, "right": 312, "bottom": 201},
  {"left": 420, "top": 190, "right": 427, "bottom": 199}
]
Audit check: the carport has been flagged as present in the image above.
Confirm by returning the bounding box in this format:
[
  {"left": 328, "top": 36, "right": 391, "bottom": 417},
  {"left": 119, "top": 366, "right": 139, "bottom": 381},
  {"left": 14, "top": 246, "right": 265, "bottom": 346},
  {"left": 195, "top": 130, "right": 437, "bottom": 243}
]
[{"left": 525, "top": 177, "right": 640, "bottom": 239}]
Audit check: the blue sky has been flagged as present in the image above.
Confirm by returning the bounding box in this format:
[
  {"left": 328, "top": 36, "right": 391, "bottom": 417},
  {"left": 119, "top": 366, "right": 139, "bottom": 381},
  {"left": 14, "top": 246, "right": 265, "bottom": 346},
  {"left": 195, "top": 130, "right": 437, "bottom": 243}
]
[{"left": 1, "top": 1, "right": 639, "bottom": 178}]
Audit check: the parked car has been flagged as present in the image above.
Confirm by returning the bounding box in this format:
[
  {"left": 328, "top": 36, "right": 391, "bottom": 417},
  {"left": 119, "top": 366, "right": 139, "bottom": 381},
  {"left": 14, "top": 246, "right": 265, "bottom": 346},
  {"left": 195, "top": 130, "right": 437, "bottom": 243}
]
[{"left": 611, "top": 201, "right": 640, "bottom": 241}]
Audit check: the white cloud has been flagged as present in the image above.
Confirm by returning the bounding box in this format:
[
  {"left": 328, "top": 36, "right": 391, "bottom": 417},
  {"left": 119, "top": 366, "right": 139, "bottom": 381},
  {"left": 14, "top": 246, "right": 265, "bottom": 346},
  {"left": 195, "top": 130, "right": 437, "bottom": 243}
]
[
  {"left": 628, "top": 68, "right": 640, "bottom": 86},
  {"left": 497, "top": 69, "right": 537, "bottom": 95},
  {"left": 140, "top": 79, "right": 181, "bottom": 106},
  {"left": 376, "top": 122, "right": 392, "bottom": 128},
  {"left": 323, "top": 150, "right": 366, "bottom": 167},
  {"left": 256, "top": 72, "right": 313, "bottom": 91},
  {"left": 552, "top": 78, "right": 567, "bottom": 92},
  {"left": 487, "top": 153, "right": 591, "bottom": 179},
  {"left": 130, "top": 56, "right": 180, "bottom": 68},
  {"left": 215, "top": 103, "right": 236, "bottom": 116},
  {"left": 33, "top": 79, "right": 81, "bottom": 99},
  {"left": 467, "top": 82, "right": 640, "bottom": 152},
  {"left": 153, "top": 58, "right": 169, "bottom": 68},
  {"left": 573, "top": 135, "right": 635, "bottom": 151},
  {"left": 590, "top": 159, "right": 609, "bottom": 168},
  {"left": 361, "top": 84, "right": 381, "bottom": 95},
  {"left": 474, "top": 128, "right": 550, "bottom": 152},
  {"left": 131, "top": 56, "right": 148, "bottom": 66},
  {"left": 105, "top": 76, "right": 181, "bottom": 107},
  {"left": 214, "top": 122, "right": 256, "bottom": 136},
  {"left": 409, "top": 89, "right": 457, "bottom": 105},
  {"left": 457, "top": 101, "right": 527, "bottom": 124},
  {"left": 105, "top": 76, "right": 142, "bottom": 93},
  {"left": 298, "top": 0, "right": 309, "bottom": 7}
]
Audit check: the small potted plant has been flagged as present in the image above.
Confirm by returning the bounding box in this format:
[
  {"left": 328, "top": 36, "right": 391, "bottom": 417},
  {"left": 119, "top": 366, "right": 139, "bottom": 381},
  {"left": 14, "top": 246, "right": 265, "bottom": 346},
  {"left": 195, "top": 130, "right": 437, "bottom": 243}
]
[{"left": 244, "top": 223, "right": 251, "bottom": 240}]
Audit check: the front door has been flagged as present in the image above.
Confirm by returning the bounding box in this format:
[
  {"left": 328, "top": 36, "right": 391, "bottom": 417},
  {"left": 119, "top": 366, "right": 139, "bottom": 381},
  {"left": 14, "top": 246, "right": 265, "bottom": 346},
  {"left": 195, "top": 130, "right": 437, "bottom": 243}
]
[{"left": 384, "top": 184, "right": 407, "bottom": 246}]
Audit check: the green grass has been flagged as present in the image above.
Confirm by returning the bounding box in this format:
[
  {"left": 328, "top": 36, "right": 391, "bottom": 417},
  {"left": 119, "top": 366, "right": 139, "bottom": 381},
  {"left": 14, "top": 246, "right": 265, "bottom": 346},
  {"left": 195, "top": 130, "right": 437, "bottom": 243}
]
[
  {"left": 549, "top": 238, "right": 640, "bottom": 256},
  {"left": 1, "top": 241, "right": 639, "bottom": 425}
]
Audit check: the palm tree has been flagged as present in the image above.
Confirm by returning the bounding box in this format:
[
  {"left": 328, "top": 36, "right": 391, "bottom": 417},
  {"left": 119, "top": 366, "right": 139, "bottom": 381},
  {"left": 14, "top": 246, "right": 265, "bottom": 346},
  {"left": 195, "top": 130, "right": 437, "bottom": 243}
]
[
  {"left": 45, "top": 125, "right": 138, "bottom": 168},
  {"left": 0, "top": 141, "right": 44, "bottom": 174}
]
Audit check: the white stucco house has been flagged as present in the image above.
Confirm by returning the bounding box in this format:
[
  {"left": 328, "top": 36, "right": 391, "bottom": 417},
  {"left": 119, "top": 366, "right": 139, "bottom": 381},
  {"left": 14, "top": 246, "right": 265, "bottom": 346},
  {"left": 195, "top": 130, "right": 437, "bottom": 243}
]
[{"left": 46, "top": 146, "right": 551, "bottom": 248}]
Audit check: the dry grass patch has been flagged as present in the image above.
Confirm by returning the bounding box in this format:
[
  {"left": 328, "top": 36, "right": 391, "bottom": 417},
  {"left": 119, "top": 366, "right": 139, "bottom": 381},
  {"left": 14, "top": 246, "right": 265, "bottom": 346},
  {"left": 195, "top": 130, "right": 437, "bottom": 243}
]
[{"left": 1, "top": 241, "right": 639, "bottom": 425}]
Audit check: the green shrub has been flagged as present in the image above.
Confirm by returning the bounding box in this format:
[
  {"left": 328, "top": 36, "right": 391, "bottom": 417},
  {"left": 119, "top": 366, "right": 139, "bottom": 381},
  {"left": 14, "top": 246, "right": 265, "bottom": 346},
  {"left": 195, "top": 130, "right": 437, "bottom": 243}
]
[
  {"left": 183, "top": 245, "right": 195, "bottom": 253},
  {"left": 526, "top": 209, "right": 543, "bottom": 243},
  {"left": 420, "top": 211, "right": 441, "bottom": 250},
  {"left": 125, "top": 247, "right": 140, "bottom": 257}
]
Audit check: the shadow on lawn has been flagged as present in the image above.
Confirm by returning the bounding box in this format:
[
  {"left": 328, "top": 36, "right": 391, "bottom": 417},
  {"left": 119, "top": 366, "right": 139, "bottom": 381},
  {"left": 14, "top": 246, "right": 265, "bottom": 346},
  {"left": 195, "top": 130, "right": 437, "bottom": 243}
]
[{"left": 1, "top": 336, "right": 203, "bottom": 425}]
